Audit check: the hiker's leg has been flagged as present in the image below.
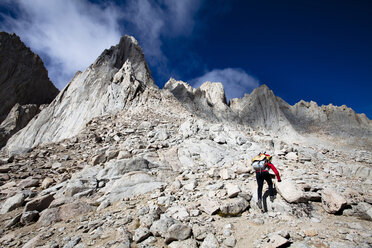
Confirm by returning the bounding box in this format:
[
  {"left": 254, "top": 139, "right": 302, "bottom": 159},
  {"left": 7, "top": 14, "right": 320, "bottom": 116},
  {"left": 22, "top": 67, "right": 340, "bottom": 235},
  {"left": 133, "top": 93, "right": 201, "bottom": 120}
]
[
  {"left": 264, "top": 172, "right": 274, "bottom": 197},
  {"left": 256, "top": 172, "right": 264, "bottom": 200}
]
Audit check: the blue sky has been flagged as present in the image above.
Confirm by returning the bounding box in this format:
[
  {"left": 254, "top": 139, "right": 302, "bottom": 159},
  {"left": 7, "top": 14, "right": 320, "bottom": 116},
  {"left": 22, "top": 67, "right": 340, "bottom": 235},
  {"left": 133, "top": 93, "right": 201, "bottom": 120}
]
[{"left": 1, "top": 0, "right": 371, "bottom": 118}]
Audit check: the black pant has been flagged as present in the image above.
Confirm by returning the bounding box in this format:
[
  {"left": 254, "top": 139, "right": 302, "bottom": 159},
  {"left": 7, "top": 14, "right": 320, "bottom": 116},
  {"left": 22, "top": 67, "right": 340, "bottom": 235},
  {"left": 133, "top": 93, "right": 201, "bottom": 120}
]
[{"left": 256, "top": 171, "right": 274, "bottom": 200}]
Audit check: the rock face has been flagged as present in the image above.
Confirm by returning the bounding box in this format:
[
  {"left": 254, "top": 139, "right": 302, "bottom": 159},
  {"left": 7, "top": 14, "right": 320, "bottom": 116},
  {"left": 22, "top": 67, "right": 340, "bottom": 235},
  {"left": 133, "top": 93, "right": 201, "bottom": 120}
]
[
  {"left": 0, "top": 103, "right": 41, "bottom": 148},
  {"left": 0, "top": 32, "right": 58, "bottom": 123},
  {"left": 164, "top": 78, "right": 236, "bottom": 122},
  {"left": 5, "top": 35, "right": 159, "bottom": 155},
  {"left": 168, "top": 82, "right": 372, "bottom": 147}
]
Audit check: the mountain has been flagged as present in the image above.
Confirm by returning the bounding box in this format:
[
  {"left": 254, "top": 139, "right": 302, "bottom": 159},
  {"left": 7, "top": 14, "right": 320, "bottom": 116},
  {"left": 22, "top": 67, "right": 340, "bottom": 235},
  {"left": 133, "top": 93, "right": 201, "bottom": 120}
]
[
  {"left": 0, "top": 32, "right": 58, "bottom": 123},
  {"left": 4, "top": 35, "right": 161, "bottom": 155},
  {"left": 0, "top": 34, "right": 371, "bottom": 248}
]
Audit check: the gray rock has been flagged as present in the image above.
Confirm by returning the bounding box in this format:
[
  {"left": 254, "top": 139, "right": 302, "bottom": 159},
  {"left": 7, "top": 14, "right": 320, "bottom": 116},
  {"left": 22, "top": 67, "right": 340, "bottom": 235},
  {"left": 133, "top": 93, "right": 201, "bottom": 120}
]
[
  {"left": 192, "top": 224, "right": 209, "bottom": 241},
  {"left": 20, "top": 210, "right": 39, "bottom": 225},
  {"left": 321, "top": 188, "right": 347, "bottom": 214},
  {"left": 223, "top": 236, "right": 236, "bottom": 247},
  {"left": 168, "top": 239, "right": 198, "bottom": 248},
  {"left": 150, "top": 215, "right": 177, "bottom": 237},
  {"left": 266, "top": 234, "right": 290, "bottom": 248},
  {"left": 24, "top": 194, "right": 54, "bottom": 212},
  {"left": 199, "top": 197, "right": 220, "bottom": 215},
  {"left": 18, "top": 177, "right": 39, "bottom": 188},
  {"left": 219, "top": 198, "right": 249, "bottom": 216},
  {"left": 276, "top": 180, "right": 306, "bottom": 203},
  {"left": 0, "top": 104, "right": 40, "bottom": 148},
  {"left": 165, "top": 223, "right": 192, "bottom": 244},
  {"left": 226, "top": 183, "right": 241, "bottom": 198},
  {"left": 354, "top": 202, "right": 372, "bottom": 220},
  {"left": 5, "top": 213, "right": 22, "bottom": 229},
  {"left": 0, "top": 192, "right": 26, "bottom": 214},
  {"left": 62, "top": 236, "right": 81, "bottom": 248},
  {"left": 200, "top": 233, "right": 219, "bottom": 248},
  {"left": 133, "top": 227, "right": 151, "bottom": 243}
]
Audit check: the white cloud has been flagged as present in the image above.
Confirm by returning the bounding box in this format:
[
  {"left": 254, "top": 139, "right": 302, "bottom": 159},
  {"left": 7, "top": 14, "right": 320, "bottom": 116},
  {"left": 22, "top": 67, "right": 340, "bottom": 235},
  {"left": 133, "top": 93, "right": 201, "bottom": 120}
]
[
  {"left": 190, "top": 68, "right": 260, "bottom": 100},
  {"left": 121, "top": 0, "right": 202, "bottom": 76},
  {"left": 0, "top": 0, "right": 122, "bottom": 89},
  {"left": 0, "top": 0, "right": 203, "bottom": 89}
]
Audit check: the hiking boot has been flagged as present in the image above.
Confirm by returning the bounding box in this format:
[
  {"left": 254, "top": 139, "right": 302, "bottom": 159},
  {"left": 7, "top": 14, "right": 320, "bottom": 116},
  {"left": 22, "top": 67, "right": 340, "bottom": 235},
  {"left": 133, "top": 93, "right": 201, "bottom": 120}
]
[
  {"left": 270, "top": 195, "right": 275, "bottom": 202},
  {"left": 257, "top": 200, "right": 262, "bottom": 209}
]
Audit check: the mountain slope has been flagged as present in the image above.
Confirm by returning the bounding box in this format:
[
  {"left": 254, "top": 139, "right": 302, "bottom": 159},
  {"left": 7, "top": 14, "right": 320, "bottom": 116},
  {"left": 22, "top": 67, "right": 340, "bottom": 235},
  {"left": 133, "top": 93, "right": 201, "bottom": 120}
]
[{"left": 4, "top": 36, "right": 159, "bottom": 155}]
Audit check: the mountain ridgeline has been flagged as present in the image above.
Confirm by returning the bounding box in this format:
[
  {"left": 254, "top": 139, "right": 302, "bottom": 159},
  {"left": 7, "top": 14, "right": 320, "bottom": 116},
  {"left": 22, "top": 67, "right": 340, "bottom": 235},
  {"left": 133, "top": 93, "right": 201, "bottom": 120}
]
[{"left": 1, "top": 32, "right": 371, "bottom": 155}]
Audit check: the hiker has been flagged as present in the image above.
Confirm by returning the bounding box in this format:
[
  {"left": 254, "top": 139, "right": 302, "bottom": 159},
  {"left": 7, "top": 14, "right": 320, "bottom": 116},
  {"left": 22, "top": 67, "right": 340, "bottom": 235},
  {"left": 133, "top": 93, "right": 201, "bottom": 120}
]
[{"left": 252, "top": 153, "right": 281, "bottom": 209}]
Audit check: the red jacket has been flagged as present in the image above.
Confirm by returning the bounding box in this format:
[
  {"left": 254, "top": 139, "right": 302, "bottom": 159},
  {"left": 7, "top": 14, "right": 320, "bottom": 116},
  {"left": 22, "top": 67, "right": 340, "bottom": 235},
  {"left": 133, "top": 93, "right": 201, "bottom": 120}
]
[
  {"left": 267, "top": 162, "right": 281, "bottom": 181},
  {"left": 256, "top": 162, "right": 281, "bottom": 181}
]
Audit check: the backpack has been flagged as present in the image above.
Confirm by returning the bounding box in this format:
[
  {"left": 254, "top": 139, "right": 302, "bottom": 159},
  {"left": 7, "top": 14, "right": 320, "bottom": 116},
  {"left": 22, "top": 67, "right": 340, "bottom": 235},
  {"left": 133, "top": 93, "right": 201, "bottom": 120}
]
[{"left": 251, "top": 153, "right": 272, "bottom": 170}]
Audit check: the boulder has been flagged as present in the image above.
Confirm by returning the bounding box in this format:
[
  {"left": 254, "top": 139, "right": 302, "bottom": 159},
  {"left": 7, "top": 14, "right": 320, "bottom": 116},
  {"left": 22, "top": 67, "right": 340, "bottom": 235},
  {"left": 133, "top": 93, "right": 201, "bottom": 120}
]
[
  {"left": 150, "top": 215, "right": 178, "bottom": 238},
  {"left": 321, "top": 188, "right": 347, "bottom": 214},
  {"left": 18, "top": 177, "right": 39, "bottom": 188},
  {"left": 264, "top": 234, "right": 290, "bottom": 248},
  {"left": 165, "top": 223, "right": 192, "bottom": 244},
  {"left": 219, "top": 198, "right": 249, "bottom": 216},
  {"left": 41, "top": 177, "right": 54, "bottom": 189},
  {"left": 226, "top": 183, "right": 241, "bottom": 198},
  {"left": 200, "top": 233, "right": 219, "bottom": 248},
  {"left": 219, "top": 168, "right": 235, "bottom": 180},
  {"left": 354, "top": 202, "right": 372, "bottom": 221},
  {"left": 169, "top": 239, "right": 198, "bottom": 248},
  {"left": 24, "top": 194, "right": 54, "bottom": 212},
  {"left": 0, "top": 192, "right": 26, "bottom": 214},
  {"left": 276, "top": 180, "right": 306, "bottom": 203},
  {"left": 133, "top": 227, "right": 151, "bottom": 243},
  {"left": 199, "top": 197, "right": 220, "bottom": 215},
  {"left": 285, "top": 152, "right": 298, "bottom": 161},
  {"left": 20, "top": 210, "right": 39, "bottom": 225}
]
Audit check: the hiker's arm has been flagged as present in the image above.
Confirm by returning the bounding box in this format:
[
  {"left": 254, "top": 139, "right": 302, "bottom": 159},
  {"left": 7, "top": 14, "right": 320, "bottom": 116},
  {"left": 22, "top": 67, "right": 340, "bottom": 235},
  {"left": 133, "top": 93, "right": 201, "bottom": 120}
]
[{"left": 268, "top": 163, "right": 281, "bottom": 181}]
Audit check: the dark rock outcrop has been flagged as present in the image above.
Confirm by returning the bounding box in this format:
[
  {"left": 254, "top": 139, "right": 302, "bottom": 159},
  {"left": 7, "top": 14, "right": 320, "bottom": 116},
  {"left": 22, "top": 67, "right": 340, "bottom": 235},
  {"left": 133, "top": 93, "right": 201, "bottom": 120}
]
[{"left": 0, "top": 32, "right": 58, "bottom": 123}]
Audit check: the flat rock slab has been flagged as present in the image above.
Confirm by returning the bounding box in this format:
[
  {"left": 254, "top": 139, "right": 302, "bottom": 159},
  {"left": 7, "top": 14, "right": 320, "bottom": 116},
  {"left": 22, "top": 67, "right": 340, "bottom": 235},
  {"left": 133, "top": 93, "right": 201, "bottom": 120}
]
[
  {"left": 24, "top": 194, "right": 54, "bottom": 212},
  {"left": 276, "top": 180, "right": 305, "bottom": 203},
  {"left": 18, "top": 177, "right": 39, "bottom": 188},
  {"left": 199, "top": 197, "right": 220, "bottom": 215},
  {"left": 38, "top": 202, "right": 95, "bottom": 227},
  {"left": 0, "top": 192, "right": 25, "bottom": 214},
  {"left": 264, "top": 234, "right": 290, "bottom": 248}
]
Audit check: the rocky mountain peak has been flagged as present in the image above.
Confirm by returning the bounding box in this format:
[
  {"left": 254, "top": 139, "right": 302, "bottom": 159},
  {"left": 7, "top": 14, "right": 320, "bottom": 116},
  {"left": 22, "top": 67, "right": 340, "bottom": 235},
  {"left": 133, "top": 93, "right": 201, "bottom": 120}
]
[
  {"left": 199, "top": 81, "right": 228, "bottom": 107},
  {"left": 0, "top": 32, "right": 59, "bottom": 123},
  {"left": 4, "top": 35, "right": 159, "bottom": 155},
  {"left": 93, "top": 35, "right": 154, "bottom": 86}
]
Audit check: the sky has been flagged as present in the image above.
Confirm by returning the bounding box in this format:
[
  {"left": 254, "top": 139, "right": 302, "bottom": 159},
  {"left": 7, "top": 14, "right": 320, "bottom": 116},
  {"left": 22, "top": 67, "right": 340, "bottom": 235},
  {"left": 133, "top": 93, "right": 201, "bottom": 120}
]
[{"left": 0, "top": 0, "right": 371, "bottom": 119}]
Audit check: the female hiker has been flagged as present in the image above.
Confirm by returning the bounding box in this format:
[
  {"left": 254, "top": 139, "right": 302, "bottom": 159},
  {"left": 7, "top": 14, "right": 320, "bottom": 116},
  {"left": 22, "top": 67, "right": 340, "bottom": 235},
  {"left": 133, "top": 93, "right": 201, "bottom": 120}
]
[{"left": 252, "top": 153, "right": 281, "bottom": 209}]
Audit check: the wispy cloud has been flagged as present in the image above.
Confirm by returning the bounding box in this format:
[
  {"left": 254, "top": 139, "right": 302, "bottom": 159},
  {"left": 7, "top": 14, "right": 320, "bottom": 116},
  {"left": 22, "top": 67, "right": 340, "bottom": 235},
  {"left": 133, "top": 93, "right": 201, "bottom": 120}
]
[
  {"left": 0, "top": 0, "right": 203, "bottom": 89},
  {"left": 121, "top": 0, "right": 202, "bottom": 78},
  {"left": 190, "top": 68, "right": 260, "bottom": 100},
  {"left": 0, "top": 0, "right": 122, "bottom": 89}
]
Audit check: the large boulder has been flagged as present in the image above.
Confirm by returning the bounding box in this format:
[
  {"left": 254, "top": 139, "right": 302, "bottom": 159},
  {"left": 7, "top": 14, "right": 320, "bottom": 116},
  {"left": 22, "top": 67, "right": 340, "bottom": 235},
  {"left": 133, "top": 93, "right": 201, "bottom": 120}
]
[
  {"left": 276, "top": 180, "right": 306, "bottom": 203},
  {"left": 321, "top": 188, "right": 347, "bottom": 214}
]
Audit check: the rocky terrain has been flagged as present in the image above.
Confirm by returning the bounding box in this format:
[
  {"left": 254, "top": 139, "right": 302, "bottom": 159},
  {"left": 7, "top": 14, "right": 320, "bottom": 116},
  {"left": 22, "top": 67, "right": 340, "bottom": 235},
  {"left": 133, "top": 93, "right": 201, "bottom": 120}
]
[{"left": 0, "top": 33, "right": 371, "bottom": 248}]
